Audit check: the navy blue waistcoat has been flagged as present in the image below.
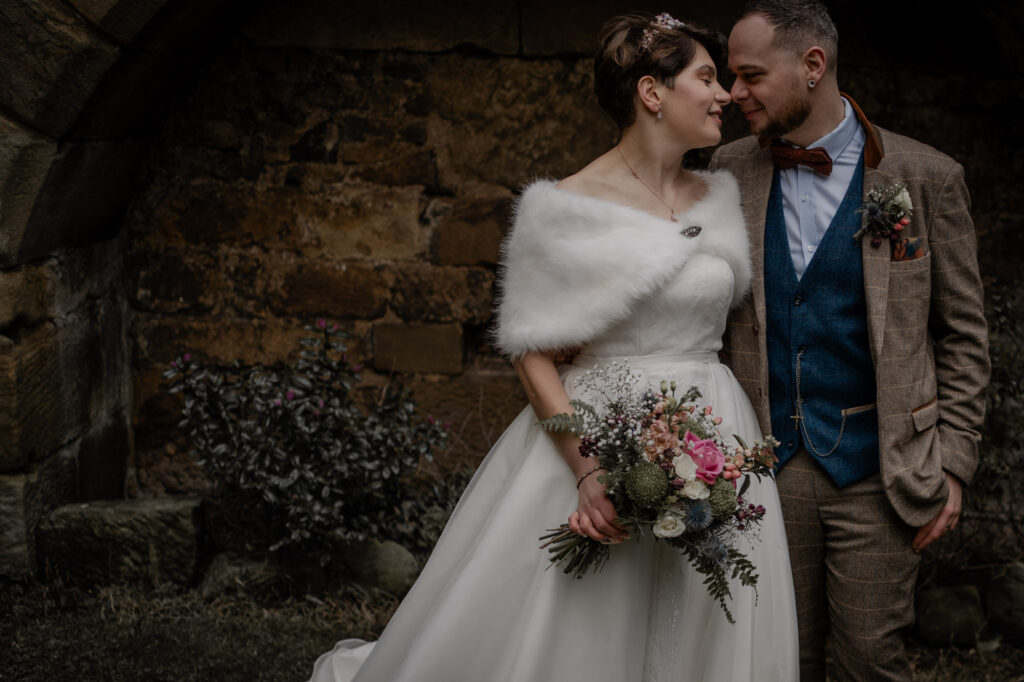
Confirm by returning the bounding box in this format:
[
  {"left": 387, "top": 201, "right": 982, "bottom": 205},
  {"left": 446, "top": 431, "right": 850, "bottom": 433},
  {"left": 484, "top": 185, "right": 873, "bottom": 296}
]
[{"left": 764, "top": 159, "right": 880, "bottom": 487}]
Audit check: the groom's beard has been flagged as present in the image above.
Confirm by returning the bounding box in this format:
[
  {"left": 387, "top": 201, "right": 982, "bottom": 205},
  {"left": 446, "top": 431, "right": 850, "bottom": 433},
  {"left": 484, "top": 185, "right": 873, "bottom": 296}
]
[{"left": 754, "top": 95, "right": 812, "bottom": 144}]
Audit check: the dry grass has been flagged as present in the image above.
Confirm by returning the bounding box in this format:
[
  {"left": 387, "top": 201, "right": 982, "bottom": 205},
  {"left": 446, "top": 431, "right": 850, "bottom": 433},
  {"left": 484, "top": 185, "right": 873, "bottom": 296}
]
[{"left": 2, "top": 579, "right": 1021, "bottom": 681}]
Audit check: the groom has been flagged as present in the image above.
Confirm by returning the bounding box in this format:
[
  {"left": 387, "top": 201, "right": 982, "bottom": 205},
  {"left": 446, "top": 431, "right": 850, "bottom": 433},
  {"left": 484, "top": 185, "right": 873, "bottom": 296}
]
[{"left": 710, "top": 1, "right": 989, "bottom": 679}]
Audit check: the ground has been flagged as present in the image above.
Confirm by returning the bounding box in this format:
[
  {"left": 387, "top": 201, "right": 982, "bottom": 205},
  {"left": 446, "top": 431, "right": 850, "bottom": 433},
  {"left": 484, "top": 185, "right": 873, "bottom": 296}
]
[{"left": 1, "top": 580, "right": 1021, "bottom": 681}]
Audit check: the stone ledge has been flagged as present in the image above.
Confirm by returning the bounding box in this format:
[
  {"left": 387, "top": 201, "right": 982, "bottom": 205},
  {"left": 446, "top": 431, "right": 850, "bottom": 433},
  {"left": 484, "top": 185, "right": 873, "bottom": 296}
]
[{"left": 36, "top": 496, "right": 202, "bottom": 585}]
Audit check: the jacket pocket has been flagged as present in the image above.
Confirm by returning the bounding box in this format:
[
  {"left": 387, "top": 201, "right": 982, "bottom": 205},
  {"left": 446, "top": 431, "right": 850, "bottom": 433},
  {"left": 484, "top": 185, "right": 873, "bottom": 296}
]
[
  {"left": 841, "top": 402, "right": 877, "bottom": 417},
  {"left": 911, "top": 397, "right": 938, "bottom": 432}
]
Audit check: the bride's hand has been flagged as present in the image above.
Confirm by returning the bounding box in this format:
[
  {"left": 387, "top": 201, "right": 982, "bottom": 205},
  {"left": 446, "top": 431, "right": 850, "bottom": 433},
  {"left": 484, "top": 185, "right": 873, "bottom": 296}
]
[{"left": 569, "top": 474, "right": 629, "bottom": 544}]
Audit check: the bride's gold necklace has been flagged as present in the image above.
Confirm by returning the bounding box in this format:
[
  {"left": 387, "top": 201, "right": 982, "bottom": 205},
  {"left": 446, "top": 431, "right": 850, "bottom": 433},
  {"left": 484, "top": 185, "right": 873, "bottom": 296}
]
[{"left": 616, "top": 146, "right": 681, "bottom": 222}]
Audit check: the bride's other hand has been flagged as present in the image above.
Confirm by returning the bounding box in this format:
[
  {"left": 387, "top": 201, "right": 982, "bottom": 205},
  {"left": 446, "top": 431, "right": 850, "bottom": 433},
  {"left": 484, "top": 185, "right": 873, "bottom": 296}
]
[{"left": 571, "top": 476, "right": 629, "bottom": 543}]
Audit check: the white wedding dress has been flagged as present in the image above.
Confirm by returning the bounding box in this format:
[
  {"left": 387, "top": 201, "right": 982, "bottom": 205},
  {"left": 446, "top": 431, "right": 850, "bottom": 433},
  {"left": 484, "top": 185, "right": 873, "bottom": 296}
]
[{"left": 309, "top": 173, "right": 799, "bottom": 682}]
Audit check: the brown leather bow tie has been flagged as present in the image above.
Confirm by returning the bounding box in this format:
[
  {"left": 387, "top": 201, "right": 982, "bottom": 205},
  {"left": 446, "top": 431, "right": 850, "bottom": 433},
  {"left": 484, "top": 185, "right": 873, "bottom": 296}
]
[{"left": 770, "top": 142, "right": 833, "bottom": 176}]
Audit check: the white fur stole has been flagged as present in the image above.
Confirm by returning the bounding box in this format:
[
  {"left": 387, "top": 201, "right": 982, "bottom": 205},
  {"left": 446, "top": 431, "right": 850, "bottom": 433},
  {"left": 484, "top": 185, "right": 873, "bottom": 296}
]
[{"left": 493, "top": 170, "right": 750, "bottom": 359}]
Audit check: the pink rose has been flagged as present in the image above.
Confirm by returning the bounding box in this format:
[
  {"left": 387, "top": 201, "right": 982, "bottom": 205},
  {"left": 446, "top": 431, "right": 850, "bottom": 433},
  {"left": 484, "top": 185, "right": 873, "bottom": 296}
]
[{"left": 684, "top": 431, "right": 725, "bottom": 484}]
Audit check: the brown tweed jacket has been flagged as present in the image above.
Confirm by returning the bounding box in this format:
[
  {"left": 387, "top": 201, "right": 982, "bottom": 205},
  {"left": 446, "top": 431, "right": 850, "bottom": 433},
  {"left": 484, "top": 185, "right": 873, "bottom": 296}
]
[{"left": 709, "top": 103, "right": 990, "bottom": 527}]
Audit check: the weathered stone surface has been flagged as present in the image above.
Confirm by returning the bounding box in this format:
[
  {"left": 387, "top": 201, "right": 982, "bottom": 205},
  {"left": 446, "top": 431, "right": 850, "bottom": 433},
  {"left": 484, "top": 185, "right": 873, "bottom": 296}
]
[
  {"left": 374, "top": 324, "right": 463, "bottom": 375},
  {"left": 916, "top": 585, "right": 986, "bottom": 646},
  {"left": 78, "top": 414, "right": 131, "bottom": 501},
  {"left": 273, "top": 261, "right": 389, "bottom": 319},
  {"left": 332, "top": 539, "right": 420, "bottom": 596},
  {"left": 242, "top": 0, "right": 519, "bottom": 54},
  {"left": 407, "top": 365, "right": 526, "bottom": 466},
  {"left": 0, "top": 0, "right": 119, "bottom": 137},
  {"left": 392, "top": 266, "right": 494, "bottom": 324},
  {"left": 0, "top": 115, "right": 58, "bottom": 268},
  {"left": 428, "top": 195, "right": 510, "bottom": 266},
  {"left": 0, "top": 448, "right": 77, "bottom": 578},
  {"left": 68, "top": 0, "right": 170, "bottom": 45},
  {"left": 36, "top": 497, "right": 202, "bottom": 585},
  {"left": 15, "top": 140, "right": 148, "bottom": 265},
  {"left": 0, "top": 262, "right": 58, "bottom": 329},
  {"left": 0, "top": 336, "right": 20, "bottom": 471},
  {"left": 987, "top": 564, "right": 1024, "bottom": 645},
  {"left": 128, "top": 247, "right": 219, "bottom": 313},
  {"left": 199, "top": 552, "right": 278, "bottom": 598}
]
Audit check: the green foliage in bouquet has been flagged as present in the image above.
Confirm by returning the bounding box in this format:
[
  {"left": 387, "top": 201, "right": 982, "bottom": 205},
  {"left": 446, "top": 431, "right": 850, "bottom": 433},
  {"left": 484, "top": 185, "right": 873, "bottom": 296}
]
[{"left": 163, "top": 321, "right": 449, "bottom": 566}]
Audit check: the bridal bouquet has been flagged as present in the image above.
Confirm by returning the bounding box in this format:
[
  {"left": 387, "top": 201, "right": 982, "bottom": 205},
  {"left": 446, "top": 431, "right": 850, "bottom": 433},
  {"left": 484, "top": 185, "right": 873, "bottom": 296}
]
[{"left": 538, "top": 362, "right": 779, "bottom": 622}]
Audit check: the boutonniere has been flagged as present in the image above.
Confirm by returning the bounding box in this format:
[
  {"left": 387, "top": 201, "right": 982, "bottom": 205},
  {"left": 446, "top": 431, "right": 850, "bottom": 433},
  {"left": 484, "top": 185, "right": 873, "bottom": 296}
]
[{"left": 853, "top": 181, "right": 913, "bottom": 247}]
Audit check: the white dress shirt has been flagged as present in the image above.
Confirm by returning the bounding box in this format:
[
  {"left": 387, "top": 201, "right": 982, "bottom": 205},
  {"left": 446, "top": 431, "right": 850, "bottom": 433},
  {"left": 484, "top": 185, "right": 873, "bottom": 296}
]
[{"left": 779, "top": 96, "right": 866, "bottom": 279}]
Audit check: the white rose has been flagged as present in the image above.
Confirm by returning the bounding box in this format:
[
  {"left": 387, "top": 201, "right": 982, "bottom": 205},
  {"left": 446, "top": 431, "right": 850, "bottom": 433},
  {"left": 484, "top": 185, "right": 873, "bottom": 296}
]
[
  {"left": 653, "top": 510, "right": 687, "bottom": 538},
  {"left": 894, "top": 188, "right": 913, "bottom": 213},
  {"left": 673, "top": 453, "right": 697, "bottom": 481},
  {"left": 681, "top": 478, "right": 710, "bottom": 500}
]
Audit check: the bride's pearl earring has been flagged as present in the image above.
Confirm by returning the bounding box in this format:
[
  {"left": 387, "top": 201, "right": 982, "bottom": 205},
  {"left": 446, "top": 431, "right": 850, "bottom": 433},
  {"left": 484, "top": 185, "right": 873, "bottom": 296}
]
[
  {"left": 808, "top": 79, "right": 816, "bottom": 88},
  {"left": 656, "top": 108, "right": 663, "bottom": 120}
]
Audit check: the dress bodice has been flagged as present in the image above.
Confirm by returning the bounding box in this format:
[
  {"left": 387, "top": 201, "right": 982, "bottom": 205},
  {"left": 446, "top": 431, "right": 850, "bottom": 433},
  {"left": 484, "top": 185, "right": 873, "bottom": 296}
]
[{"left": 581, "top": 253, "right": 735, "bottom": 358}]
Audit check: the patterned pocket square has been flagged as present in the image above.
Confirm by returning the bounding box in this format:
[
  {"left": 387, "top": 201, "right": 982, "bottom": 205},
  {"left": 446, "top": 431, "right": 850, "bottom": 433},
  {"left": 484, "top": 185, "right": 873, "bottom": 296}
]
[{"left": 892, "top": 236, "right": 926, "bottom": 262}]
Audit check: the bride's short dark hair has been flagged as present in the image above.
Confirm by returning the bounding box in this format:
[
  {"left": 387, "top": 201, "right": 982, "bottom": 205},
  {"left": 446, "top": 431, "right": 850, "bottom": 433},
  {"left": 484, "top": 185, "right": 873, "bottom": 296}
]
[{"left": 594, "top": 13, "right": 725, "bottom": 131}]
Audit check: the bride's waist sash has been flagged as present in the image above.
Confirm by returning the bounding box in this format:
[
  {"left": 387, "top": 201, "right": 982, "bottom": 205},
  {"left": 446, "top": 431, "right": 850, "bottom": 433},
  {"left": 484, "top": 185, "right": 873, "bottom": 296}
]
[{"left": 571, "top": 350, "right": 720, "bottom": 369}]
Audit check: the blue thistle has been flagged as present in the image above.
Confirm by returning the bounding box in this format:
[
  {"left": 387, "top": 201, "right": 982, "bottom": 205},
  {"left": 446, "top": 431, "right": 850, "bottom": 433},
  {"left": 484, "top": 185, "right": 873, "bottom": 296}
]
[
  {"left": 683, "top": 500, "right": 713, "bottom": 531},
  {"left": 701, "top": 538, "right": 729, "bottom": 567}
]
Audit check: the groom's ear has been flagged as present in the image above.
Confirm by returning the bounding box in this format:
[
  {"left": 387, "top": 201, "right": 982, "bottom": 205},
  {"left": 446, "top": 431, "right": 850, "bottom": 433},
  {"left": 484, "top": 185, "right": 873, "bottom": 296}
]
[{"left": 802, "top": 46, "right": 828, "bottom": 83}]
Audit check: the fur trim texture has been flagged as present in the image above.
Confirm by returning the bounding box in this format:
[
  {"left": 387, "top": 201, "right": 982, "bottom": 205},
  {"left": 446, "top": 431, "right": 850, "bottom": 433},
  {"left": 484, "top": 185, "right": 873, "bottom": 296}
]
[{"left": 493, "top": 170, "right": 750, "bottom": 359}]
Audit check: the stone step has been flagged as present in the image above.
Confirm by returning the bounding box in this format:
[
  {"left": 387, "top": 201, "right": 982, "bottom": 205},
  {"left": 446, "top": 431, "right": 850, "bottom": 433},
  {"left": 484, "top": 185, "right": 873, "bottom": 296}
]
[{"left": 36, "top": 497, "right": 201, "bottom": 586}]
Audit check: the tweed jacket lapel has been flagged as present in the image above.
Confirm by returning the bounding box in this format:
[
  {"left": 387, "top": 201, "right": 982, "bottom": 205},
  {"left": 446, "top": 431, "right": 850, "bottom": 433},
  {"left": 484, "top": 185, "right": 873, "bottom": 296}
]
[
  {"left": 738, "top": 146, "right": 774, "bottom": 354},
  {"left": 857, "top": 115, "right": 892, "bottom": 366}
]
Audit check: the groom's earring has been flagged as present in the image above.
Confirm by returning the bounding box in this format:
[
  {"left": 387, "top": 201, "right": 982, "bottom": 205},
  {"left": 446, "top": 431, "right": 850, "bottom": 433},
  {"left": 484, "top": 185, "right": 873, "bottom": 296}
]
[{"left": 808, "top": 79, "right": 816, "bottom": 89}]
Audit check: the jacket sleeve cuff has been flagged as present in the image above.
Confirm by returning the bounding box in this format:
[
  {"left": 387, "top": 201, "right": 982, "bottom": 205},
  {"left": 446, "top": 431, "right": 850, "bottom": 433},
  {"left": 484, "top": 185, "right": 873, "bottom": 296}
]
[{"left": 938, "top": 423, "right": 980, "bottom": 486}]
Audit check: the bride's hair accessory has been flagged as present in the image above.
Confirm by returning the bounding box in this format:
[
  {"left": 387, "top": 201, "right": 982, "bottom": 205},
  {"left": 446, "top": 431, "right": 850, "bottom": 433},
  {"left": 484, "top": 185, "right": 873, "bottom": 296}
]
[{"left": 640, "top": 12, "right": 686, "bottom": 51}]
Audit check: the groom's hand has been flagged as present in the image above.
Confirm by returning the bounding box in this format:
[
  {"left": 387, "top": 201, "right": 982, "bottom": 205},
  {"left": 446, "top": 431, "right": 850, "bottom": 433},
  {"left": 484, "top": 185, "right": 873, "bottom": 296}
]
[{"left": 912, "top": 472, "right": 963, "bottom": 552}]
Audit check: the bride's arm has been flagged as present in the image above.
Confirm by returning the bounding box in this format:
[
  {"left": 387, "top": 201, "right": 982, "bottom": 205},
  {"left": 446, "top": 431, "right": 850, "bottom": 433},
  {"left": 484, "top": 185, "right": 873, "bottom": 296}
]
[{"left": 514, "top": 352, "right": 628, "bottom": 543}]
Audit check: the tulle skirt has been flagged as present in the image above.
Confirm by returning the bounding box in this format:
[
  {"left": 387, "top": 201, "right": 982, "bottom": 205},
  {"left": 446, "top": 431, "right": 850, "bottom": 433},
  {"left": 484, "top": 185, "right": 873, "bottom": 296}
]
[{"left": 309, "top": 353, "right": 799, "bottom": 681}]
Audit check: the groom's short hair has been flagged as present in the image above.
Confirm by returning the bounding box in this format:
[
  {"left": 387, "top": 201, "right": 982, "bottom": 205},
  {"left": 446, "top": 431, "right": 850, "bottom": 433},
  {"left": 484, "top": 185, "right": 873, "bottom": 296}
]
[{"left": 739, "top": 0, "right": 838, "bottom": 72}]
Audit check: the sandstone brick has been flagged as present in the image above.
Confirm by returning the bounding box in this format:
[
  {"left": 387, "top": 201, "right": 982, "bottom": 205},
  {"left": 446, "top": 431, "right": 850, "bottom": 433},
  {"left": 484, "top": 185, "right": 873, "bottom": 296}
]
[
  {"left": 242, "top": 0, "right": 519, "bottom": 54},
  {"left": 128, "top": 247, "right": 219, "bottom": 313},
  {"left": 0, "top": 115, "right": 57, "bottom": 268},
  {"left": 430, "top": 196, "right": 510, "bottom": 266},
  {"left": 0, "top": 0, "right": 118, "bottom": 137},
  {"left": 351, "top": 150, "right": 439, "bottom": 189},
  {"left": 392, "top": 266, "right": 495, "bottom": 324},
  {"left": 36, "top": 497, "right": 202, "bottom": 585},
  {"left": 0, "top": 336, "right": 22, "bottom": 472},
  {"left": 374, "top": 324, "right": 463, "bottom": 374},
  {"left": 273, "top": 262, "right": 389, "bottom": 319}
]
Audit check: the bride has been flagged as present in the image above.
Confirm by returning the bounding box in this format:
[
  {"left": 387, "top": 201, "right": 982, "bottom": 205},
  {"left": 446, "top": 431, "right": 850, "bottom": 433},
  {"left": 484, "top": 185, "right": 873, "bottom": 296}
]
[{"left": 310, "top": 12, "right": 798, "bottom": 681}]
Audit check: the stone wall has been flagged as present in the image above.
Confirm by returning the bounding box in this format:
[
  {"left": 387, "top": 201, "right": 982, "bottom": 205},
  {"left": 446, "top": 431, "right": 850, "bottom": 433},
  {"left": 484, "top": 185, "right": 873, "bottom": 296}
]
[{"left": 2, "top": 0, "right": 1022, "bottom": 578}]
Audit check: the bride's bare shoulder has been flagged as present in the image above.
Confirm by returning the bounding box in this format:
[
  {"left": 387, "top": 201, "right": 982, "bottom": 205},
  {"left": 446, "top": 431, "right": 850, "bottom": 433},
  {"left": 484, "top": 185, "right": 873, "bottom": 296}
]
[{"left": 556, "top": 153, "right": 620, "bottom": 198}]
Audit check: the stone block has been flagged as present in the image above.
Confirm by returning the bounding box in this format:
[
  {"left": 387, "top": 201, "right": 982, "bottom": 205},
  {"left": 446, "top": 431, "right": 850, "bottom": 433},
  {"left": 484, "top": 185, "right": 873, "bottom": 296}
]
[
  {"left": 273, "top": 262, "right": 390, "bottom": 319},
  {"left": 332, "top": 538, "right": 420, "bottom": 596},
  {"left": 0, "top": 261, "right": 58, "bottom": 329},
  {"left": 0, "top": 116, "right": 57, "bottom": 269},
  {"left": 299, "top": 185, "right": 429, "bottom": 261},
  {"left": 374, "top": 324, "right": 463, "bottom": 375},
  {"left": 429, "top": 196, "right": 510, "bottom": 266},
  {"left": 0, "top": 448, "right": 78, "bottom": 578},
  {"left": 68, "top": 0, "right": 170, "bottom": 44},
  {"left": 35, "top": 497, "right": 202, "bottom": 586},
  {"left": 199, "top": 553, "right": 279, "bottom": 599},
  {"left": 242, "top": 0, "right": 519, "bottom": 54},
  {"left": 392, "top": 266, "right": 495, "bottom": 324},
  {"left": 0, "top": 0, "right": 119, "bottom": 137},
  {"left": 128, "top": 247, "right": 220, "bottom": 313},
  {"left": 78, "top": 414, "right": 131, "bottom": 502},
  {"left": 351, "top": 150, "right": 439, "bottom": 189},
  {"left": 916, "top": 585, "right": 986, "bottom": 646},
  {"left": 0, "top": 336, "right": 21, "bottom": 471}
]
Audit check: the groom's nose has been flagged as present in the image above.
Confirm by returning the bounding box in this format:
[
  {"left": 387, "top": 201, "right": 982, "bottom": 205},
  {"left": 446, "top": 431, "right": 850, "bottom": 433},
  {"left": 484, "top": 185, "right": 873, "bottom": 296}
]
[{"left": 730, "top": 80, "right": 748, "bottom": 103}]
